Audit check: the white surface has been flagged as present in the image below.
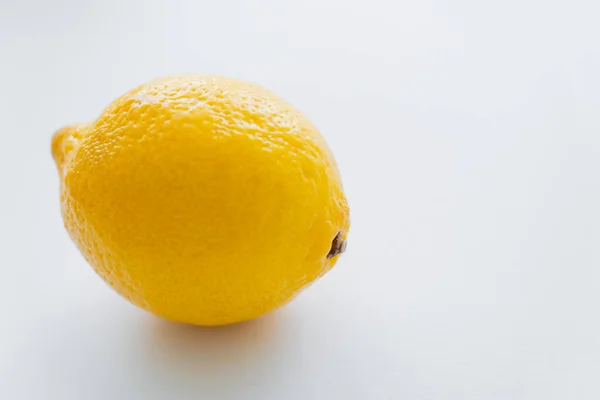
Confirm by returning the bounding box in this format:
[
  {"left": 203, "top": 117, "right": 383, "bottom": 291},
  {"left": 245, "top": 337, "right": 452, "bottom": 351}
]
[{"left": 1, "top": 1, "right": 600, "bottom": 399}]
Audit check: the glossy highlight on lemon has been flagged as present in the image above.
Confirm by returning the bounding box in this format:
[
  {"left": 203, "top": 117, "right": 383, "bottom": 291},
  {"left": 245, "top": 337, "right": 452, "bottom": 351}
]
[{"left": 52, "top": 75, "right": 349, "bottom": 326}]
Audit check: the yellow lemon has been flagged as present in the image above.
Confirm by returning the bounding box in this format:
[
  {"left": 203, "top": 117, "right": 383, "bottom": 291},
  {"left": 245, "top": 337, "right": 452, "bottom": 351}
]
[{"left": 52, "top": 75, "right": 349, "bottom": 326}]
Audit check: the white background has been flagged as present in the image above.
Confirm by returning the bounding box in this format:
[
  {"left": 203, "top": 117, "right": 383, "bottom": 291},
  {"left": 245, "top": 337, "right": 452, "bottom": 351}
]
[{"left": 1, "top": 0, "right": 599, "bottom": 399}]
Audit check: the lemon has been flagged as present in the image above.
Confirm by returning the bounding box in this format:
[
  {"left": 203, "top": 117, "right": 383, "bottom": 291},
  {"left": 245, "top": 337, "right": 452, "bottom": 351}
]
[{"left": 52, "top": 75, "right": 349, "bottom": 326}]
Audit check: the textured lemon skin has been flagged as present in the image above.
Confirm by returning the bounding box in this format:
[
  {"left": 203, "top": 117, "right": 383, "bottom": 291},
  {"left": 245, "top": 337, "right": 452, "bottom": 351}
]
[{"left": 53, "top": 75, "right": 349, "bottom": 326}]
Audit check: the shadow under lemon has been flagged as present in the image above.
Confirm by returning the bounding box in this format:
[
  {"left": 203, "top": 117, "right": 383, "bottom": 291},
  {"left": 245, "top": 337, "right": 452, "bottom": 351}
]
[
  {"left": 34, "top": 299, "right": 296, "bottom": 398},
  {"left": 141, "top": 310, "right": 286, "bottom": 386}
]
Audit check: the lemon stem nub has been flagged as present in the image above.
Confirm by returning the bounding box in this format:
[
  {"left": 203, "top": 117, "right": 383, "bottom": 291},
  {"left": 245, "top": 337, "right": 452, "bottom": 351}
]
[{"left": 327, "top": 232, "right": 346, "bottom": 258}]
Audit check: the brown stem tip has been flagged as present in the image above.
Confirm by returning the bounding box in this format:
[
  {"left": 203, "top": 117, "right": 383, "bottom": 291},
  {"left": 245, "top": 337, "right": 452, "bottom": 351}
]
[{"left": 327, "top": 232, "right": 347, "bottom": 259}]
